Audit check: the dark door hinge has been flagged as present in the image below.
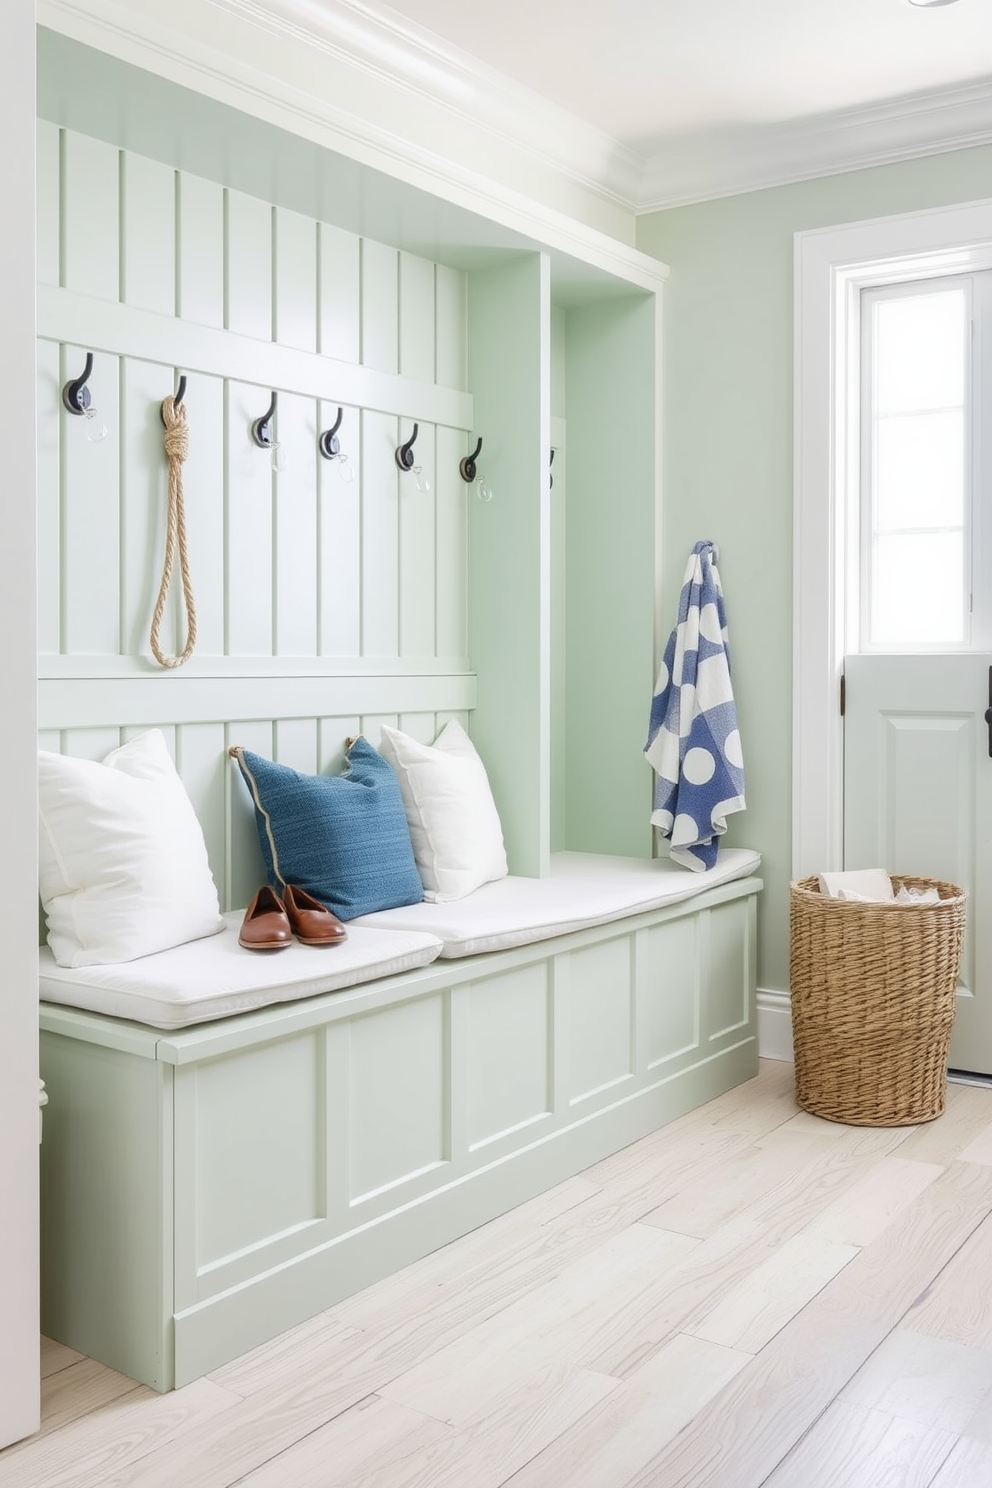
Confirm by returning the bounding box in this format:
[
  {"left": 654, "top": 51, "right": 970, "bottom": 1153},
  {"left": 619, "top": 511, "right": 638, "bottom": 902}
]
[{"left": 840, "top": 673, "right": 846, "bottom": 716}]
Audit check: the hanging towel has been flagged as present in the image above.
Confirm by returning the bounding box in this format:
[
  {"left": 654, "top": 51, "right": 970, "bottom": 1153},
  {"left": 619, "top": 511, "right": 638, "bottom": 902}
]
[{"left": 644, "top": 540, "right": 746, "bottom": 871}]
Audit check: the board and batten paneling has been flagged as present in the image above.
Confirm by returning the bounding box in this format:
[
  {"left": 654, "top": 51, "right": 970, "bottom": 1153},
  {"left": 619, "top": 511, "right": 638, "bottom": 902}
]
[
  {"left": 36, "top": 126, "right": 473, "bottom": 671},
  {"left": 36, "top": 125, "right": 481, "bottom": 914},
  {"left": 36, "top": 701, "right": 474, "bottom": 914}
]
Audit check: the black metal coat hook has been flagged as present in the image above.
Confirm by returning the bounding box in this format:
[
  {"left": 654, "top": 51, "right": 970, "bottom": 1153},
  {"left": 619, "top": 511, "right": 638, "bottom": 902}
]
[
  {"left": 160, "top": 374, "right": 187, "bottom": 425},
  {"left": 395, "top": 423, "right": 419, "bottom": 471},
  {"left": 319, "top": 407, "right": 344, "bottom": 459},
  {"left": 459, "top": 437, "right": 483, "bottom": 483},
  {"left": 252, "top": 391, "right": 278, "bottom": 448},
  {"left": 62, "top": 352, "right": 94, "bottom": 416}
]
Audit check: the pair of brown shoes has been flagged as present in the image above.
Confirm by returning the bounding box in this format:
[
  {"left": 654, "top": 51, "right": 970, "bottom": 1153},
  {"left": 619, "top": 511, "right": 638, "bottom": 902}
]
[{"left": 238, "top": 884, "right": 348, "bottom": 951}]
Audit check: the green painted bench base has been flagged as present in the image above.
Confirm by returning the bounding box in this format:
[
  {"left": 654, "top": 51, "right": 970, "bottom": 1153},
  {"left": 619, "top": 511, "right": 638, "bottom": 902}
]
[{"left": 40, "top": 876, "right": 760, "bottom": 1390}]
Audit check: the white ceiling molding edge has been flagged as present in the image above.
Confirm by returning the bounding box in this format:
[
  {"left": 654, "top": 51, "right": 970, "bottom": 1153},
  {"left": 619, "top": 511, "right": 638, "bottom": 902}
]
[
  {"left": 36, "top": 0, "right": 669, "bottom": 291},
  {"left": 638, "top": 78, "right": 992, "bottom": 213},
  {"left": 37, "top": 0, "right": 992, "bottom": 222},
  {"left": 192, "top": 0, "right": 646, "bottom": 210}
]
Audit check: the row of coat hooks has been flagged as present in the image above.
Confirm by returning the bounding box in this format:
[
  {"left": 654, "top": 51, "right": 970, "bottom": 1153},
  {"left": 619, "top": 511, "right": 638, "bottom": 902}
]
[{"left": 60, "top": 353, "right": 507, "bottom": 496}]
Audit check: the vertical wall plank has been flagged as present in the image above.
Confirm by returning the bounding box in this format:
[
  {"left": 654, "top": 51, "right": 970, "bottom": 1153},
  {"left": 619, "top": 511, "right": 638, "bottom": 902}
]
[
  {"left": 397, "top": 713, "right": 437, "bottom": 744},
  {"left": 122, "top": 154, "right": 176, "bottom": 315},
  {"left": 61, "top": 344, "right": 121, "bottom": 654},
  {"left": 399, "top": 253, "right": 435, "bottom": 383},
  {"left": 274, "top": 207, "right": 317, "bottom": 353},
  {"left": 435, "top": 423, "right": 467, "bottom": 660},
  {"left": 226, "top": 719, "right": 273, "bottom": 911},
  {"left": 319, "top": 717, "right": 360, "bottom": 777},
  {"left": 435, "top": 265, "right": 467, "bottom": 391},
  {"left": 178, "top": 173, "right": 224, "bottom": 328},
  {"left": 318, "top": 223, "right": 360, "bottom": 363},
  {"left": 359, "top": 714, "right": 399, "bottom": 752},
  {"left": 226, "top": 380, "right": 274, "bottom": 655},
  {"left": 37, "top": 340, "right": 61, "bottom": 655},
  {"left": 61, "top": 131, "right": 120, "bottom": 302},
  {"left": 225, "top": 190, "right": 272, "bottom": 341},
  {"left": 36, "top": 121, "right": 60, "bottom": 287},
  {"left": 318, "top": 399, "right": 361, "bottom": 656},
  {"left": 174, "top": 372, "right": 225, "bottom": 656},
  {"left": 361, "top": 411, "right": 400, "bottom": 656},
  {"left": 121, "top": 356, "right": 177, "bottom": 658},
  {"left": 176, "top": 722, "right": 229, "bottom": 909},
  {"left": 399, "top": 423, "right": 436, "bottom": 657},
  {"left": 361, "top": 239, "right": 398, "bottom": 373},
  {"left": 61, "top": 727, "right": 123, "bottom": 763},
  {"left": 274, "top": 718, "right": 319, "bottom": 774},
  {"left": 273, "top": 391, "right": 318, "bottom": 656}
]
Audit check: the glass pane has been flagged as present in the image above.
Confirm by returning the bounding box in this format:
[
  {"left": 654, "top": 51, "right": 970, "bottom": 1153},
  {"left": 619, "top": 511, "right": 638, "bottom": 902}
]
[
  {"left": 872, "top": 531, "right": 964, "bottom": 646},
  {"left": 875, "top": 409, "right": 964, "bottom": 531},
  {"left": 875, "top": 291, "right": 965, "bottom": 415}
]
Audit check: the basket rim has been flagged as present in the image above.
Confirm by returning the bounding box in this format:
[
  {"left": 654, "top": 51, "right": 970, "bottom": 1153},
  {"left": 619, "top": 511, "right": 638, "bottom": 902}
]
[{"left": 790, "top": 873, "right": 966, "bottom": 907}]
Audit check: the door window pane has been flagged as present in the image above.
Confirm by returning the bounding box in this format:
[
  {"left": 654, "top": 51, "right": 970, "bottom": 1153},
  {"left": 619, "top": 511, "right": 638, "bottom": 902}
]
[
  {"left": 872, "top": 531, "right": 964, "bottom": 646},
  {"left": 864, "top": 284, "right": 968, "bottom": 648},
  {"left": 875, "top": 410, "right": 964, "bottom": 530},
  {"left": 875, "top": 291, "right": 964, "bottom": 414}
]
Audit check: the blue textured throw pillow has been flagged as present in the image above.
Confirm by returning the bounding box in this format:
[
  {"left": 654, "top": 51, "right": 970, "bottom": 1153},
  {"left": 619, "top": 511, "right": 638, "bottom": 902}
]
[{"left": 230, "top": 736, "right": 423, "bottom": 919}]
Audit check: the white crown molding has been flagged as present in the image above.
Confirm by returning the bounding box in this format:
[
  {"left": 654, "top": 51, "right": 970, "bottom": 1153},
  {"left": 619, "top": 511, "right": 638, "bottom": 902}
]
[
  {"left": 203, "top": 0, "right": 646, "bottom": 211},
  {"left": 37, "top": 0, "right": 992, "bottom": 226},
  {"left": 638, "top": 77, "right": 992, "bottom": 213},
  {"left": 36, "top": 0, "right": 674, "bottom": 289}
]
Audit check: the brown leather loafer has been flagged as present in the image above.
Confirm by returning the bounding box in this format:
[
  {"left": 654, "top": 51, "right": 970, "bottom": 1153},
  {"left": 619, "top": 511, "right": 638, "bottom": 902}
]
[
  {"left": 282, "top": 884, "right": 348, "bottom": 946},
  {"left": 239, "top": 885, "right": 293, "bottom": 951}
]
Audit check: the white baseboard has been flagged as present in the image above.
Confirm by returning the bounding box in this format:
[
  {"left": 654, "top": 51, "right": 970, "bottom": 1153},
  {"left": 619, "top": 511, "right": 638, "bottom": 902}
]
[{"left": 757, "top": 988, "right": 793, "bottom": 1064}]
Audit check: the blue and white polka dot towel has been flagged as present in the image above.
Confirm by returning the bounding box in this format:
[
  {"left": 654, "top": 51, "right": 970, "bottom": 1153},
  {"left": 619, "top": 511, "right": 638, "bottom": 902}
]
[{"left": 644, "top": 540, "right": 746, "bottom": 871}]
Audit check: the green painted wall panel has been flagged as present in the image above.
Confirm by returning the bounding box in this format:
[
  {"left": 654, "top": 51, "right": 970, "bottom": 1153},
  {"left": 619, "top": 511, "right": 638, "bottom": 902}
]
[
  {"left": 562, "top": 293, "right": 658, "bottom": 856},
  {"left": 467, "top": 254, "right": 551, "bottom": 877},
  {"left": 637, "top": 143, "right": 992, "bottom": 995}
]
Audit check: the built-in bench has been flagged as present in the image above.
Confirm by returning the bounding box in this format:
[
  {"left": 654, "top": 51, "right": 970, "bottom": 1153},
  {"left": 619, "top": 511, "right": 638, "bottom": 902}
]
[{"left": 39, "top": 848, "right": 761, "bottom": 1391}]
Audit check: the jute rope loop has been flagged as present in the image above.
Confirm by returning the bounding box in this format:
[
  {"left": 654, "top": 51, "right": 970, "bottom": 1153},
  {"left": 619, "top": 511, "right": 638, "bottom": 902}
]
[{"left": 150, "top": 394, "right": 197, "bottom": 668}]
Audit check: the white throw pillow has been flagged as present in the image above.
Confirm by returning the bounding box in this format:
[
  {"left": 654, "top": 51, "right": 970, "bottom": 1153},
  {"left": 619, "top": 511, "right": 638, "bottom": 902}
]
[
  {"left": 38, "top": 729, "right": 225, "bottom": 967},
  {"left": 378, "top": 720, "right": 508, "bottom": 902}
]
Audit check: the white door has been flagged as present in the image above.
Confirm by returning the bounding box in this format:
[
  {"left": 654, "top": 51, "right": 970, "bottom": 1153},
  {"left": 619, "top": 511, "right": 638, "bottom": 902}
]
[
  {"left": 843, "top": 273, "right": 992, "bottom": 1074},
  {"left": 844, "top": 655, "right": 992, "bottom": 1073}
]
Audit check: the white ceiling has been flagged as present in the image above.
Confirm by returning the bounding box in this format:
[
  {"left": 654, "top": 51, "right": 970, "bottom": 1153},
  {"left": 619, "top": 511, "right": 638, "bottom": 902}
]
[{"left": 370, "top": 0, "right": 992, "bottom": 150}]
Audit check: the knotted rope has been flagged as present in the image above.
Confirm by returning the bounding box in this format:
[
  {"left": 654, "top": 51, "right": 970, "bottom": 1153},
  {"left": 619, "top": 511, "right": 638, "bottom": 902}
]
[{"left": 150, "top": 394, "right": 197, "bottom": 668}]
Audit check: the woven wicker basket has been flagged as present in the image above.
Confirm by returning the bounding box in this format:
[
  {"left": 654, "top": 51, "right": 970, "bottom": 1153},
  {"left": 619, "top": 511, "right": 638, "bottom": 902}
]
[{"left": 789, "top": 875, "right": 966, "bottom": 1127}]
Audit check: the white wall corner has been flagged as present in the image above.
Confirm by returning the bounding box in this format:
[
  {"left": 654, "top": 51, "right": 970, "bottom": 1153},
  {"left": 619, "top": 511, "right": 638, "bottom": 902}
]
[
  {"left": 757, "top": 988, "right": 794, "bottom": 1064},
  {"left": 637, "top": 77, "right": 992, "bottom": 212}
]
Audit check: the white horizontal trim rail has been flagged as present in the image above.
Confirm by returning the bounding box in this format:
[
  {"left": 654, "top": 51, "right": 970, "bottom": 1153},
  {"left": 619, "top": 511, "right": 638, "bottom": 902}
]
[
  {"left": 38, "top": 655, "right": 473, "bottom": 680},
  {"left": 38, "top": 671, "right": 477, "bottom": 729},
  {"left": 38, "top": 286, "right": 474, "bottom": 429}
]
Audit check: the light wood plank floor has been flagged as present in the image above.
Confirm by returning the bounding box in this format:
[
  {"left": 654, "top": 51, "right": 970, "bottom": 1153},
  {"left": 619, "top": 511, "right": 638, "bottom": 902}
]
[{"left": 7, "top": 1060, "right": 992, "bottom": 1487}]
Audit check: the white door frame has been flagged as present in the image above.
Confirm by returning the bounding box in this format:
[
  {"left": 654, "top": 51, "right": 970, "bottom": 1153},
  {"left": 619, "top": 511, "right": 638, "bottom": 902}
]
[{"left": 793, "top": 198, "right": 992, "bottom": 879}]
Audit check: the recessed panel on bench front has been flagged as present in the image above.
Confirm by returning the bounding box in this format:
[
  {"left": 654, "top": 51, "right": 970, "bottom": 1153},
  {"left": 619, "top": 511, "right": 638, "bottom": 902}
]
[
  {"left": 706, "top": 900, "right": 753, "bottom": 1043},
  {"left": 348, "top": 994, "right": 447, "bottom": 1205},
  {"left": 567, "top": 936, "right": 634, "bottom": 1105},
  {"left": 192, "top": 1033, "right": 323, "bottom": 1270},
  {"left": 637, "top": 916, "right": 700, "bottom": 1069},
  {"left": 468, "top": 964, "right": 551, "bottom": 1150}
]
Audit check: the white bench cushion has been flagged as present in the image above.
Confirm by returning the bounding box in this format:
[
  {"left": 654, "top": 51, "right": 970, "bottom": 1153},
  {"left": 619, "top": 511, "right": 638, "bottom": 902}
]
[
  {"left": 39, "top": 913, "right": 443, "bottom": 1029},
  {"left": 352, "top": 847, "right": 761, "bottom": 957}
]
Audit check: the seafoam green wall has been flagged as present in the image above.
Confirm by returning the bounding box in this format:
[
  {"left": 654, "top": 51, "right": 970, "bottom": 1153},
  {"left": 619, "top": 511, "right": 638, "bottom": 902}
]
[{"left": 637, "top": 145, "right": 992, "bottom": 996}]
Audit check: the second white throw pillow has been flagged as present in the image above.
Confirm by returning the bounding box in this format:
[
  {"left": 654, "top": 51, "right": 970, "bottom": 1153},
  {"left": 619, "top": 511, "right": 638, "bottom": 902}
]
[{"left": 378, "top": 720, "right": 508, "bottom": 902}]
